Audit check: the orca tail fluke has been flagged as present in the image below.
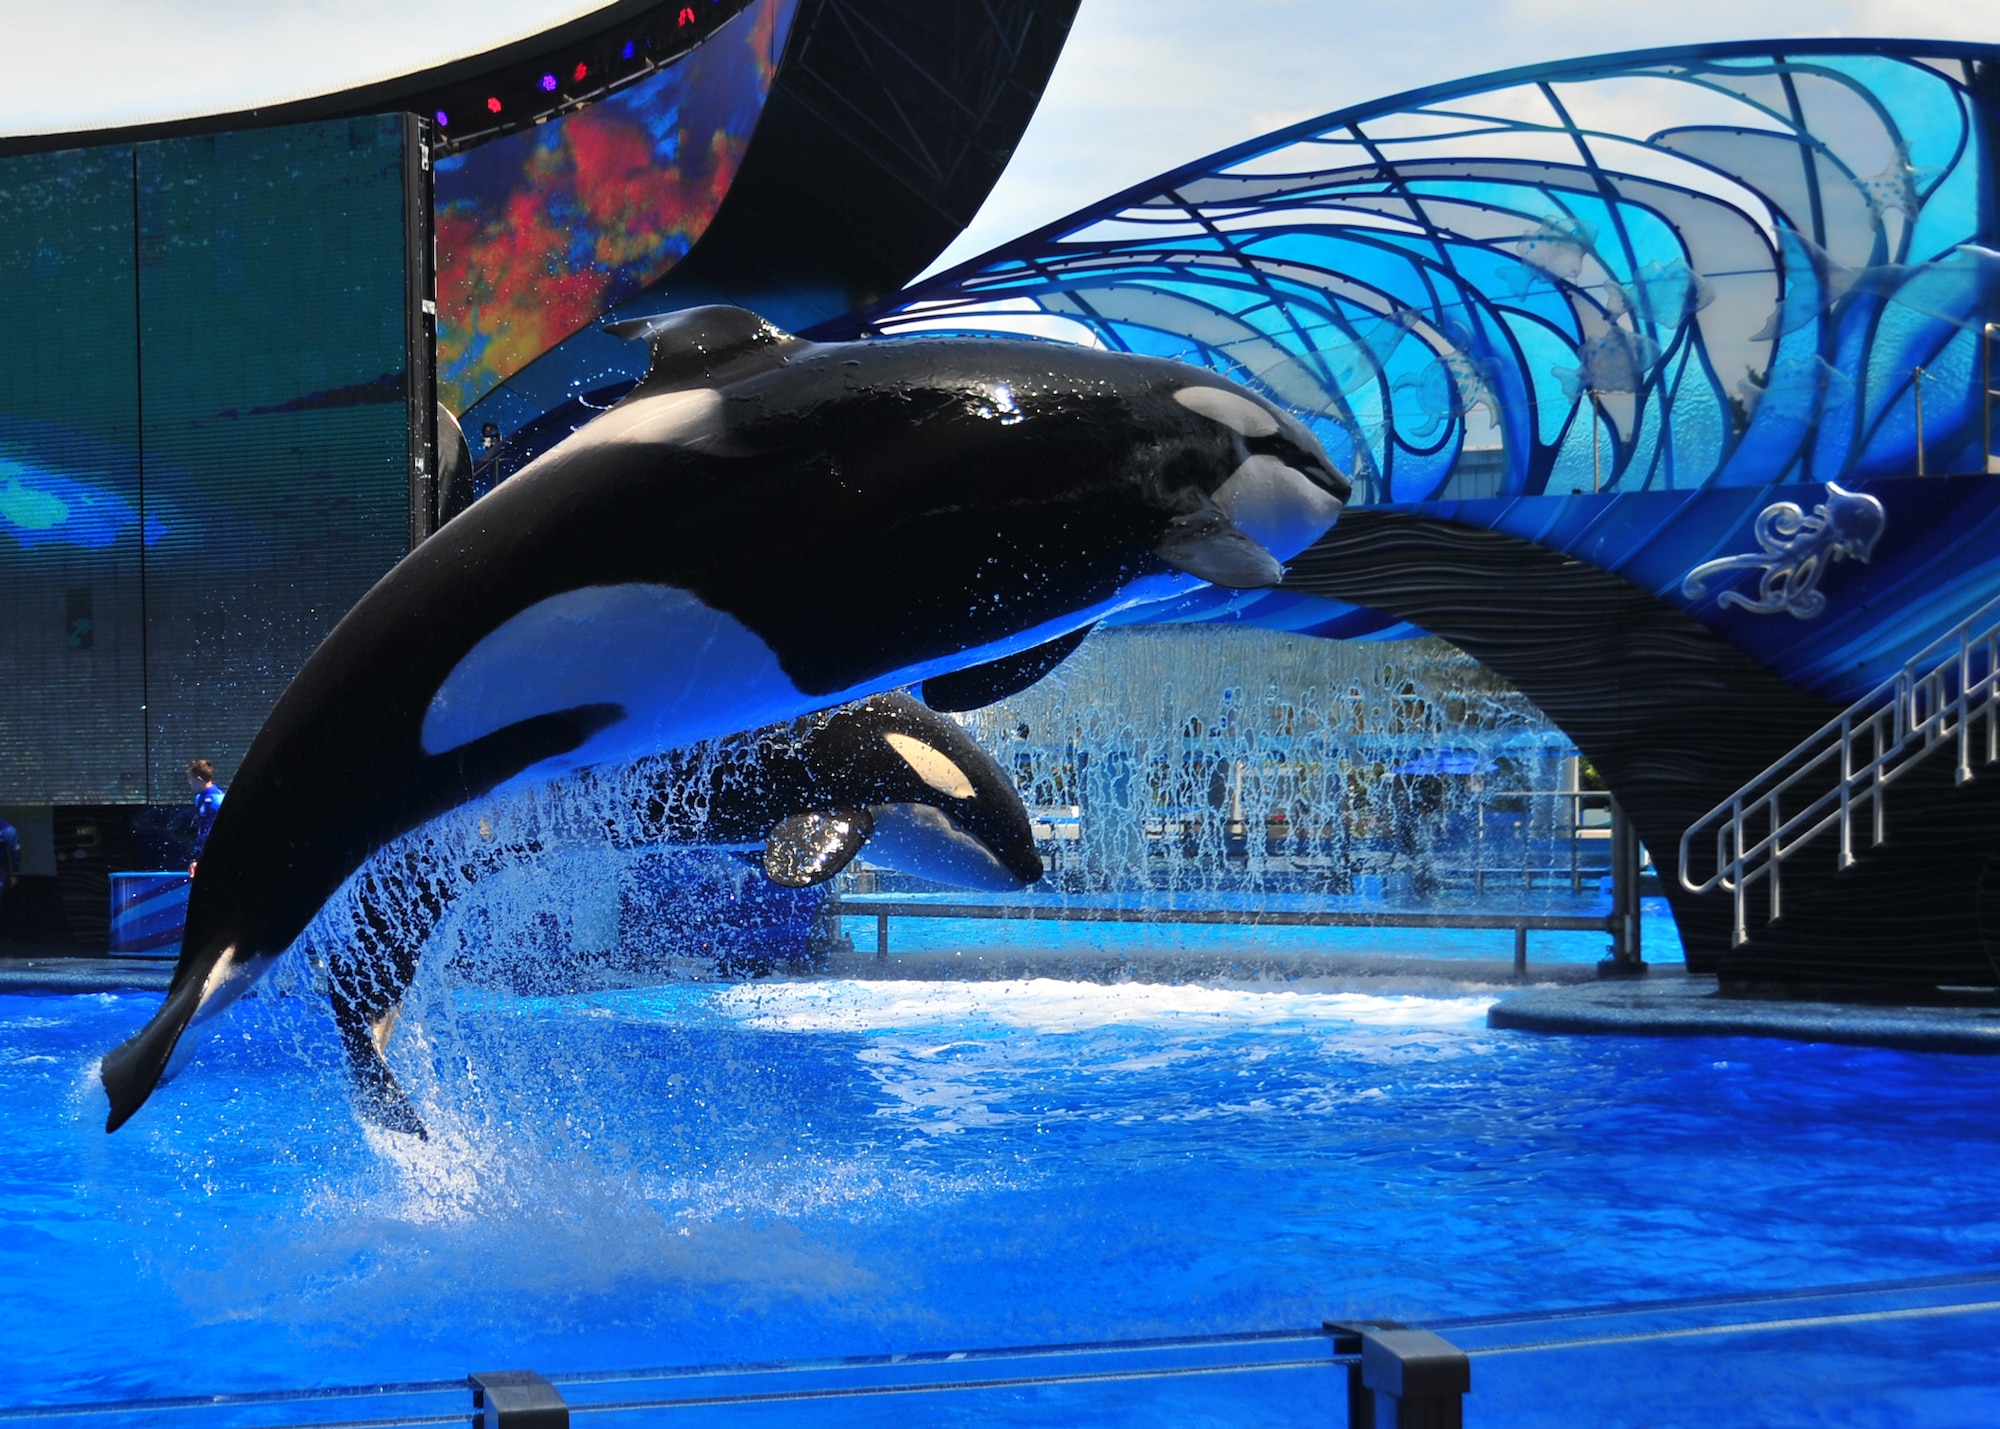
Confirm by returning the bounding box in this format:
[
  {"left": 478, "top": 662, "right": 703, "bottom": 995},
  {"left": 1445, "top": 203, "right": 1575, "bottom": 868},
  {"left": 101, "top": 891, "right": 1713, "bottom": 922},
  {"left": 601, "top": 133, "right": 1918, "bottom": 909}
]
[
  {"left": 350, "top": 1055, "right": 430, "bottom": 1141},
  {"left": 101, "top": 977, "right": 204, "bottom": 1132},
  {"left": 330, "top": 997, "right": 429, "bottom": 1140}
]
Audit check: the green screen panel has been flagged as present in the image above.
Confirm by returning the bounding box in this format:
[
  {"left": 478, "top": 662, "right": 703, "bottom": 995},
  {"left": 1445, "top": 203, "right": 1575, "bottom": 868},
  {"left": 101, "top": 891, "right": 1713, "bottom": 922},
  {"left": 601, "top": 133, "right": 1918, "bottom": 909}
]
[
  {"left": 137, "top": 116, "right": 414, "bottom": 797},
  {"left": 0, "top": 144, "right": 148, "bottom": 803}
]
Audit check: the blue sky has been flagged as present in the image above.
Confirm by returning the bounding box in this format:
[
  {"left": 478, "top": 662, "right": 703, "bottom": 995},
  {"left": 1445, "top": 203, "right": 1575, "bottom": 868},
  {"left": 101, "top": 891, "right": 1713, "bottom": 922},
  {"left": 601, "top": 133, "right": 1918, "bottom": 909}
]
[{"left": 4, "top": 0, "right": 1995, "bottom": 275}]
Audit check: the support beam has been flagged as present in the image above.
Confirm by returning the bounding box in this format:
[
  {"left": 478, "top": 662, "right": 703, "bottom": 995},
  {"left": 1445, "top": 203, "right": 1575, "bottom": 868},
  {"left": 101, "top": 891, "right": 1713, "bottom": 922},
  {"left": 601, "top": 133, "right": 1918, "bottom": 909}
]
[{"left": 470, "top": 1370, "right": 568, "bottom": 1428}]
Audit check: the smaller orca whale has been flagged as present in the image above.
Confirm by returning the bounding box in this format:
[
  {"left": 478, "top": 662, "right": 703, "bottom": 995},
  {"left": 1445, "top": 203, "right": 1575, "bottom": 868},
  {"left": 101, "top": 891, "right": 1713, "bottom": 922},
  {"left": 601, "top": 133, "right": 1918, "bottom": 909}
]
[
  {"left": 326, "top": 692, "right": 1036, "bottom": 1138},
  {"left": 101, "top": 305, "right": 1347, "bottom": 1132}
]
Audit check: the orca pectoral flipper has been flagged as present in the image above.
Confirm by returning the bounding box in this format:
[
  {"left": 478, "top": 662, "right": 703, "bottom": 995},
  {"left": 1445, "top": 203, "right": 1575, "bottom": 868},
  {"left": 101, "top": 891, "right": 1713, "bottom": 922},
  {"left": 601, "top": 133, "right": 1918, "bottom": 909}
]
[
  {"left": 1154, "top": 509, "right": 1284, "bottom": 589},
  {"left": 763, "top": 809, "right": 872, "bottom": 888}
]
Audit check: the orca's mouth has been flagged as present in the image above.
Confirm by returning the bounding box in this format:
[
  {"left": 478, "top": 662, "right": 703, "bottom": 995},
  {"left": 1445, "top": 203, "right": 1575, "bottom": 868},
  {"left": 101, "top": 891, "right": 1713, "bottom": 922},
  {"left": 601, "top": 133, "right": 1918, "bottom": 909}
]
[
  {"left": 1169, "top": 383, "right": 1348, "bottom": 564},
  {"left": 1246, "top": 431, "right": 1351, "bottom": 506}
]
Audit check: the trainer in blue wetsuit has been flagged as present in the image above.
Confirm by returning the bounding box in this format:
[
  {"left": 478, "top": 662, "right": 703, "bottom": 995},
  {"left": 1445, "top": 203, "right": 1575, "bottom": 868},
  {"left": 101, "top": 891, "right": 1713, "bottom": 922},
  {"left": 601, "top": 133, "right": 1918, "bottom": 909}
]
[
  {"left": 185, "top": 759, "right": 225, "bottom": 875},
  {"left": 0, "top": 817, "right": 18, "bottom": 915}
]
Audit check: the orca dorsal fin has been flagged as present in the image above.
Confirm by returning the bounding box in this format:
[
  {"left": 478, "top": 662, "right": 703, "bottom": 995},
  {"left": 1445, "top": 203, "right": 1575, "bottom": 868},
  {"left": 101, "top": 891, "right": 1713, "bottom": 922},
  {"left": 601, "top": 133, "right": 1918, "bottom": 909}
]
[{"left": 602, "top": 305, "right": 794, "bottom": 390}]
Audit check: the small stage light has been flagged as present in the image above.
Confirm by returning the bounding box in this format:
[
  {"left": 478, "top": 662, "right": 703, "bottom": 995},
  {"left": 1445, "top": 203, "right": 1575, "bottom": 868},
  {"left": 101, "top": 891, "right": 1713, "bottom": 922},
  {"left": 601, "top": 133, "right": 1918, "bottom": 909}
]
[
  {"left": 435, "top": 110, "right": 449, "bottom": 126},
  {"left": 541, "top": 73, "right": 558, "bottom": 91},
  {"left": 621, "top": 40, "right": 636, "bottom": 58},
  {"left": 487, "top": 96, "right": 502, "bottom": 113},
  {"left": 574, "top": 62, "right": 588, "bottom": 81},
  {"left": 679, "top": 7, "right": 695, "bottom": 24}
]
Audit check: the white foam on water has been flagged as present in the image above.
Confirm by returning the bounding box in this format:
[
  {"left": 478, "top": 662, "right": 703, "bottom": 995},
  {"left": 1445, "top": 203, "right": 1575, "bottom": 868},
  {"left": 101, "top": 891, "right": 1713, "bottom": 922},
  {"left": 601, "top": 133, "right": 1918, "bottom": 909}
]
[
  {"left": 708, "top": 978, "right": 1494, "bottom": 1035},
  {"left": 598, "top": 978, "right": 1509, "bottom": 1141}
]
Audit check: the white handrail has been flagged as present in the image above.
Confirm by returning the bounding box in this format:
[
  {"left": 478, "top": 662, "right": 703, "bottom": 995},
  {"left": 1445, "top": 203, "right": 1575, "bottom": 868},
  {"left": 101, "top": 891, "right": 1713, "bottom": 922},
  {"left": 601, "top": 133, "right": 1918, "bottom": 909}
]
[{"left": 1678, "top": 592, "right": 2000, "bottom": 945}]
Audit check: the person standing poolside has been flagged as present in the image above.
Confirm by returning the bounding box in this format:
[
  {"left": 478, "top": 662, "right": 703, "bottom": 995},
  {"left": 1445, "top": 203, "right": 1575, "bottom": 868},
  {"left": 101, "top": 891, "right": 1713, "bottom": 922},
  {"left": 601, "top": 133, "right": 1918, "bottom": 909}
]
[
  {"left": 0, "top": 816, "right": 18, "bottom": 916},
  {"left": 186, "top": 760, "right": 224, "bottom": 877}
]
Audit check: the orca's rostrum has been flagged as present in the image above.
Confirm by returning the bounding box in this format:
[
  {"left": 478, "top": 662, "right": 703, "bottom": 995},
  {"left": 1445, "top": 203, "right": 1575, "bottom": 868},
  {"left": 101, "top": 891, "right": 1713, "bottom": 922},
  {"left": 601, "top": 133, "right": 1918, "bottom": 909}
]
[{"left": 100, "top": 305, "right": 1350, "bottom": 1132}]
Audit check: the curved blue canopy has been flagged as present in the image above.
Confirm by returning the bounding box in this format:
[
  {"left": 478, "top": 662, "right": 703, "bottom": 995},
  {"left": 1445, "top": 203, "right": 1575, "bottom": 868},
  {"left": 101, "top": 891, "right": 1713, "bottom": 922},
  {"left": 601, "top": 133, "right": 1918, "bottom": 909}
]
[{"left": 837, "top": 40, "right": 2000, "bottom": 504}]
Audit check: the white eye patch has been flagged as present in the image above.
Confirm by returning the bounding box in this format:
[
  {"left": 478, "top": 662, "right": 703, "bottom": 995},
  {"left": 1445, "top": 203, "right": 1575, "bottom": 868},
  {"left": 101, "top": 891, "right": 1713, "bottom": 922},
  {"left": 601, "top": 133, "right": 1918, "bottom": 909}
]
[
  {"left": 884, "top": 732, "right": 976, "bottom": 799},
  {"left": 1174, "top": 385, "right": 1280, "bottom": 438}
]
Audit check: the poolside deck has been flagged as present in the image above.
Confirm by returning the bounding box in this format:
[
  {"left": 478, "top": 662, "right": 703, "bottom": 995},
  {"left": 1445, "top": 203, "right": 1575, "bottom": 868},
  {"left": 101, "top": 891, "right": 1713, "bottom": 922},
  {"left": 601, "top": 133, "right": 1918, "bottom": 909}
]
[
  {"left": 0, "top": 946, "right": 171, "bottom": 994},
  {"left": 1489, "top": 970, "right": 2000, "bottom": 1055}
]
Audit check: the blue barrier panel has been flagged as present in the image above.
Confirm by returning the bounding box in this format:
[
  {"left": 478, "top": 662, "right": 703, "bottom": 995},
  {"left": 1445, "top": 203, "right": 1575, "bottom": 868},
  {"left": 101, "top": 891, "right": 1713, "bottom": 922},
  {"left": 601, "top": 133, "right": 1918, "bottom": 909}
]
[{"left": 108, "top": 872, "right": 189, "bottom": 958}]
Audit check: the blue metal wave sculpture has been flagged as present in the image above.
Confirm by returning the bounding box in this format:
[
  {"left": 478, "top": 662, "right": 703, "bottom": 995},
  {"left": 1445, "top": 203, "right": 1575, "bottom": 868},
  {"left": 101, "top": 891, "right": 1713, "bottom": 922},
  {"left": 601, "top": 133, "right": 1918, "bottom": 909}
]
[{"left": 832, "top": 40, "right": 2000, "bottom": 704}]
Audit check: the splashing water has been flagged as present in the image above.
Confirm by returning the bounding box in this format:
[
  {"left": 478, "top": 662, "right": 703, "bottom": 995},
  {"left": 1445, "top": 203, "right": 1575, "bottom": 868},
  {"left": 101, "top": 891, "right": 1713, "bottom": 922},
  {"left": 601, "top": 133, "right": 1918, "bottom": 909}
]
[
  {"left": 939, "top": 627, "right": 1589, "bottom": 903},
  {"left": 17, "top": 968, "right": 2000, "bottom": 1412}
]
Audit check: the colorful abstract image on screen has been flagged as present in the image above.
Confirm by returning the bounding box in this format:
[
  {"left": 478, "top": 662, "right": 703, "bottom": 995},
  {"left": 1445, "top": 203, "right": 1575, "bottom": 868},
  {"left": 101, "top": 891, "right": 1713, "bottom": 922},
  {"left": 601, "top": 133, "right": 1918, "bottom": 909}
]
[{"left": 434, "top": 0, "right": 797, "bottom": 414}]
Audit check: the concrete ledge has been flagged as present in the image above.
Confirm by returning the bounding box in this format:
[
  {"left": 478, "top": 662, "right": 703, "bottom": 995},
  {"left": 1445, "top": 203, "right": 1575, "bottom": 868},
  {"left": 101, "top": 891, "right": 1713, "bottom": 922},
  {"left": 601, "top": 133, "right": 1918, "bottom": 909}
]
[
  {"left": 1488, "top": 969, "right": 2000, "bottom": 1053},
  {"left": 0, "top": 956, "right": 173, "bottom": 995}
]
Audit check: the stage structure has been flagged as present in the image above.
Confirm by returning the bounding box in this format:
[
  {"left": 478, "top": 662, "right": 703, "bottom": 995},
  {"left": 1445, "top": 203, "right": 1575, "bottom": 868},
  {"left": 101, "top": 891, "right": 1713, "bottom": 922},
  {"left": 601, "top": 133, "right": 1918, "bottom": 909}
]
[
  {"left": 0, "top": 1, "right": 1083, "bottom": 950},
  {"left": 831, "top": 41, "right": 2000, "bottom": 990},
  {"left": 433, "top": 0, "right": 801, "bottom": 418},
  {"left": 450, "top": 0, "right": 1081, "bottom": 496},
  {"left": 0, "top": 2, "right": 760, "bottom": 162}
]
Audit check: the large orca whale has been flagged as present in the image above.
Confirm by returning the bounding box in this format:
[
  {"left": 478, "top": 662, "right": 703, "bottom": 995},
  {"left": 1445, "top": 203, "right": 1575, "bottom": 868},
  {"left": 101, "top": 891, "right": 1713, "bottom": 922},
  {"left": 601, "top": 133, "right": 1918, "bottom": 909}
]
[
  {"left": 330, "top": 691, "right": 1036, "bottom": 1137},
  {"left": 100, "top": 305, "right": 1347, "bottom": 1131}
]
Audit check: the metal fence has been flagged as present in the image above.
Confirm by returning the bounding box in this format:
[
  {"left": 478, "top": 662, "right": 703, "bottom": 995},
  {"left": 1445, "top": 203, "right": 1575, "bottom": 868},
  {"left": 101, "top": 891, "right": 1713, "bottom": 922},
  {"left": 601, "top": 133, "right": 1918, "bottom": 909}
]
[{"left": 12, "top": 1271, "right": 1999, "bottom": 1427}]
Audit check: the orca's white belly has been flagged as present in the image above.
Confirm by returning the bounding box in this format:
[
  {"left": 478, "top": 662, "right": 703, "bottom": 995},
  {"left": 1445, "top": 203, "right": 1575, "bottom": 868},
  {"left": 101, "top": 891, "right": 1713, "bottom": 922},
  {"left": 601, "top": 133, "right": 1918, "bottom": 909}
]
[{"left": 421, "top": 584, "right": 806, "bottom": 774}]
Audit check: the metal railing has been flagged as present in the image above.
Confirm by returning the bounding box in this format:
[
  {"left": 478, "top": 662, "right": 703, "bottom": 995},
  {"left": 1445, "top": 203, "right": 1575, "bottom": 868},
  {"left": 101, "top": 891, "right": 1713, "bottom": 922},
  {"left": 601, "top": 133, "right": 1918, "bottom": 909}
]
[
  {"left": 867, "top": 788, "right": 1626, "bottom": 898},
  {"left": 840, "top": 894, "right": 1618, "bottom": 975},
  {"left": 1679, "top": 594, "right": 2000, "bottom": 945},
  {"left": 1984, "top": 321, "right": 2000, "bottom": 475},
  {"left": 841, "top": 786, "right": 1646, "bottom": 970},
  {"left": 11, "top": 1271, "right": 2000, "bottom": 1425},
  {"left": 0, "top": 1328, "right": 1368, "bottom": 1427},
  {"left": 1473, "top": 787, "right": 1617, "bottom": 896}
]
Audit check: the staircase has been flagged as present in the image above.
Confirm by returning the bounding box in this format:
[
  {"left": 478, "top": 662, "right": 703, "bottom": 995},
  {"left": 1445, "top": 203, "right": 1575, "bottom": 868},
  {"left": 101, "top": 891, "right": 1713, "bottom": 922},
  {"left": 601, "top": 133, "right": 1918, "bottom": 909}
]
[{"left": 1679, "top": 595, "right": 2000, "bottom": 947}]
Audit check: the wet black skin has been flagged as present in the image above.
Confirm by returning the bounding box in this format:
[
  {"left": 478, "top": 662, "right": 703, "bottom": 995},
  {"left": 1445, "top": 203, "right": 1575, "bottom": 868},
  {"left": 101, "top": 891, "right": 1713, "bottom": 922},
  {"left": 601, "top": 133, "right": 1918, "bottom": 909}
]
[
  {"left": 330, "top": 692, "right": 1037, "bottom": 1137},
  {"left": 101, "top": 306, "right": 1346, "bottom": 1132}
]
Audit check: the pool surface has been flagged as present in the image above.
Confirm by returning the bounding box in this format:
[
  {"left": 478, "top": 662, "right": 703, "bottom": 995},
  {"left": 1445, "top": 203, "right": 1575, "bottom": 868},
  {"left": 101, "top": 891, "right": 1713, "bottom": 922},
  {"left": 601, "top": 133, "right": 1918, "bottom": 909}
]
[{"left": 2, "top": 968, "right": 1996, "bottom": 1422}]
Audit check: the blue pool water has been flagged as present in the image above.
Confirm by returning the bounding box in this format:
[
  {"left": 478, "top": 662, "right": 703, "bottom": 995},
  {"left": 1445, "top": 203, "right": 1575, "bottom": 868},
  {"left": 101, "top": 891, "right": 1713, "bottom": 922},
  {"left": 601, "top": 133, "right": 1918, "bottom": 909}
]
[{"left": 3, "top": 970, "right": 1996, "bottom": 1422}]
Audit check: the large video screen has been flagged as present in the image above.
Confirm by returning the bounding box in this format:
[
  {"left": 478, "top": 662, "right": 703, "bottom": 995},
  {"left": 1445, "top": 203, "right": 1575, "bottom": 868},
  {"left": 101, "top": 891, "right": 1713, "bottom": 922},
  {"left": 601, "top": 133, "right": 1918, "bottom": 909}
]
[
  {"left": 0, "top": 144, "right": 146, "bottom": 803},
  {"left": 434, "top": 0, "right": 796, "bottom": 414},
  {"left": 0, "top": 116, "right": 422, "bottom": 804}
]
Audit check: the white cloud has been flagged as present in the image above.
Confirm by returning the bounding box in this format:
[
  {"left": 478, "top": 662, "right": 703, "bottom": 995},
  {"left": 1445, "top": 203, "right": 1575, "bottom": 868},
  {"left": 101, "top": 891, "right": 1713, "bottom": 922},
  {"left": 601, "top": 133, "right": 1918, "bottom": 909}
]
[{"left": 0, "top": 0, "right": 616, "bottom": 135}]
